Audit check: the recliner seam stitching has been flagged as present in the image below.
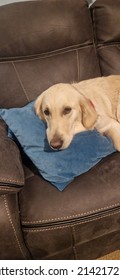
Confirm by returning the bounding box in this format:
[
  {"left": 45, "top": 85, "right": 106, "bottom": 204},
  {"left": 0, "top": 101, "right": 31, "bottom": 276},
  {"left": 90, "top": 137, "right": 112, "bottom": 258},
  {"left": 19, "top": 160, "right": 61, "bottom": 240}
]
[
  {"left": 72, "top": 226, "right": 78, "bottom": 260},
  {"left": 23, "top": 210, "right": 120, "bottom": 232},
  {"left": 0, "top": 178, "right": 24, "bottom": 184},
  {"left": 0, "top": 44, "right": 94, "bottom": 63},
  {"left": 3, "top": 195, "right": 26, "bottom": 259},
  {"left": 0, "top": 188, "right": 20, "bottom": 192},
  {"left": 0, "top": 43, "right": 119, "bottom": 64},
  {"left": 12, "top": 62, "right": 30, "bottom": 102},
  {"left": 22, "top": 202, "right": 120, "bottom": 224}
]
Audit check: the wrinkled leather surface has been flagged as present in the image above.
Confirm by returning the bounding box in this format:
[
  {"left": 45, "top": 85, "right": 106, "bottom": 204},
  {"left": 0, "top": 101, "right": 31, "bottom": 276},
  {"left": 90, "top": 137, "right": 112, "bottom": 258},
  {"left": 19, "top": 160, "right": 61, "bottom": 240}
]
[
  {"left": 0, "top": 0, "right": 94, "bottom": 58},
  {"left": 0, "top": 0, "right": 120, "bottom": 260},
  {"left": 92, "top": 0, "right": 120, "bottom": 75},
  {"left": 92, "top": 0, "right": 120, "bottom": 44},
  {"left": 0, "top": 0, "right": 100, "bottom": 108},
  {"left": 21, "top": 153, "right": 120, "bottom": 259},
  {"left": 0, "top": 120, "right": 24, "bottom": 193},
  {"left": 21, "top": 153, "right": 120, "bottom": 226},
  {"left": 0, "top": 194, "right": 31, "bottom": 259},
  {"left": 23, "top": 212, "right": 120, "bottom": 260}
]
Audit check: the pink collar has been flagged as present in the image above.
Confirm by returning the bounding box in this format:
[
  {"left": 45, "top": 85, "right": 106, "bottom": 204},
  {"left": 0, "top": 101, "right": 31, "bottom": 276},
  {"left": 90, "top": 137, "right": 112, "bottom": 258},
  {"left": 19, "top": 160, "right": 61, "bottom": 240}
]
[{"left": 88, "top": 99, "right": 96, "bottom": 110}]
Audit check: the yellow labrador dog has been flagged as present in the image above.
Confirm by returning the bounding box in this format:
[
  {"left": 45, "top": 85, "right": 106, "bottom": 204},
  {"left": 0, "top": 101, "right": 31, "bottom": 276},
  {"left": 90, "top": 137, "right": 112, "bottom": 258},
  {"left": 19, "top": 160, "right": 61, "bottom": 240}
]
[{"left": 35, "top": 75, "right": 120, "bottom": 151}]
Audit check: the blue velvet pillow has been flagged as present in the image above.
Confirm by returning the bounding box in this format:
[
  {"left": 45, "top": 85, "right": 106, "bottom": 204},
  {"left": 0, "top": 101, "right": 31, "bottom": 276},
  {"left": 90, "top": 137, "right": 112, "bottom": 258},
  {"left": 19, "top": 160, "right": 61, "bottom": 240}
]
[{"left": 0, "top": 101, "right": 116, "bottom": 191}]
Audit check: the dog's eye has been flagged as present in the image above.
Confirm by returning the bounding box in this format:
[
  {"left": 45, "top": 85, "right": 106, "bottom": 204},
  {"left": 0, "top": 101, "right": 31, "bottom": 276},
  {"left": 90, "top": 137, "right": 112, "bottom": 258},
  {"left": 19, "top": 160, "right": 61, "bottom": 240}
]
[
  {"left": 44, "top": 108, "right": 50, "bottom": 116},
  {"left": 63, "top": 107, "right": 72, "bottom": 115}
]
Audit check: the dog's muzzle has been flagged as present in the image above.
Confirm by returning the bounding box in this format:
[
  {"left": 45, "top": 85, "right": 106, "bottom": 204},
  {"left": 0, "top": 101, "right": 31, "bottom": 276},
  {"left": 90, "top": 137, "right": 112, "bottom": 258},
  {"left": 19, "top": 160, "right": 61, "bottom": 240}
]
[{"left": 50, "top": 135, "right": 63, "bottom": 150}]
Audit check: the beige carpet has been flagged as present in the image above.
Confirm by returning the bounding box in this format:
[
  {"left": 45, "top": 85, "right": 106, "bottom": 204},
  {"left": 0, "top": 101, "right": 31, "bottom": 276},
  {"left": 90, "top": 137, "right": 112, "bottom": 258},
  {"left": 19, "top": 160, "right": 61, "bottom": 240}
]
[{"left": 98, "top": 250, "right": 120, "bottom": 260}]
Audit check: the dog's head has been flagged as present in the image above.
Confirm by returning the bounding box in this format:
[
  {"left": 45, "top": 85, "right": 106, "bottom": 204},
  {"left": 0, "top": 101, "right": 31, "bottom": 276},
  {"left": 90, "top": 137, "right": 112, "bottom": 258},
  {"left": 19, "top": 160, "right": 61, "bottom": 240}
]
[{"left": 35, "top": 83, "right": 97, "bottom": 150}]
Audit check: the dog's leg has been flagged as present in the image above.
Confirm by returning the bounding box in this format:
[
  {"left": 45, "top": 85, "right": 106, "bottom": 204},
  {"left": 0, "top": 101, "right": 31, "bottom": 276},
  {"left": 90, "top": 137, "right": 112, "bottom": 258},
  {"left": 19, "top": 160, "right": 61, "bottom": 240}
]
[
  {"left": 103, "top": 121, "right": 120, "bottom": 151},
  {"left": 96, "top": 117, "right": 120, "bottom": 151}
]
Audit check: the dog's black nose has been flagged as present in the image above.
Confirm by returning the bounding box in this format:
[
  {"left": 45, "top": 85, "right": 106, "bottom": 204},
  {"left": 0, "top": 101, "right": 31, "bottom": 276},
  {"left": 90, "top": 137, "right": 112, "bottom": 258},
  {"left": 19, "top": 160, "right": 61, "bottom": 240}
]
[{"left": 50, "top": 137, "right": 63, "bottom": 150}]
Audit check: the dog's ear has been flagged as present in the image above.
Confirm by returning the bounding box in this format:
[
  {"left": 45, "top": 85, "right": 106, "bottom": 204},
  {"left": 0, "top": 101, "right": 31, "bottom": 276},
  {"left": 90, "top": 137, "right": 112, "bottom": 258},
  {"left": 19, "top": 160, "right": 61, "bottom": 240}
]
[
  {"left": 34, "top": 93, "right": 45, "bottom": 121},
  {"left": 80, "top": 97, "right": 97, "bottom": 129}
]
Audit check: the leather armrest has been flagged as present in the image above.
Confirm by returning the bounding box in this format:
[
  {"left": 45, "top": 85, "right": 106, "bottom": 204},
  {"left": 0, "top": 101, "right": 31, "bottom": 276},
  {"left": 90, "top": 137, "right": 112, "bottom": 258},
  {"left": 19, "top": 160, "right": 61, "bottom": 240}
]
[{"left": 0, "top": 120, "right": 24, "bottom": 194}]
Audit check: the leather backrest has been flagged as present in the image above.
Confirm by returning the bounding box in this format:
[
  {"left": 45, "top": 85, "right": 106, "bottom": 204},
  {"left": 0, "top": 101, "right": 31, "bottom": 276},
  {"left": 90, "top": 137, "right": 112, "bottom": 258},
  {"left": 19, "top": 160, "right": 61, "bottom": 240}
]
[
  {"left": 92, "top": 0, "right": 120, "bottom": 75},
  {"left": 0, "top": 0, "right": 100, "bottom": 108}
]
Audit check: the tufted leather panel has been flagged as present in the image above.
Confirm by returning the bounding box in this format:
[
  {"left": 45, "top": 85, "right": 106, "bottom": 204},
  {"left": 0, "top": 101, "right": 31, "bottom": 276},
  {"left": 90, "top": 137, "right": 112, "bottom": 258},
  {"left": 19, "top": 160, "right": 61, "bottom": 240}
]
[
  {"left": 0, "top": 0, "right": 100, "bottom": 109},
  {"left": 92, "top": 0, "right": 120, "bottom": 75},
  {"left": 20, "top": 153, "right": 120, "bottom": 226},
  {"left": 20, "top": 153, "right": 120, "bottom": 259},
  {"left": 0, "top": 0, "right": 94, "bottom": 59},
  {"left": 92, "top": 0, "right": 120, "bottom": 44},
  {"left": 23, "top": 212, "right": 120, "bottom": 260}
]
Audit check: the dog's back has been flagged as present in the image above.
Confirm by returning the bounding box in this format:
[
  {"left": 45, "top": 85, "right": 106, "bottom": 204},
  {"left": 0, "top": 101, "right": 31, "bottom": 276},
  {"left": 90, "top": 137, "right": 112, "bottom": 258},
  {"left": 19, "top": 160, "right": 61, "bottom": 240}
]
[{"left": 75, "top": 75, "right": 120, "bottom": 120}]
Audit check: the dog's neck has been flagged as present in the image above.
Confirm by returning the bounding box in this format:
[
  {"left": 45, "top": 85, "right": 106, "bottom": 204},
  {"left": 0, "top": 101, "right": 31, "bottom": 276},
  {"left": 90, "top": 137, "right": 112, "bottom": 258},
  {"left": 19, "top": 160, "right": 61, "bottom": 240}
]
[{"left": 71, "top": 84, "right": 96, "bottom": 111}]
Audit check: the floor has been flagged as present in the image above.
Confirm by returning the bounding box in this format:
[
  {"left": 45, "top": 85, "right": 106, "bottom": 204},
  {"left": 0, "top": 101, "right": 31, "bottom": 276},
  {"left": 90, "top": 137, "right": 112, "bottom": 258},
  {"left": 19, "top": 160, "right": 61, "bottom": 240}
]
[{"left": 98, "top": 250, "right": 120, "bottom": 260}]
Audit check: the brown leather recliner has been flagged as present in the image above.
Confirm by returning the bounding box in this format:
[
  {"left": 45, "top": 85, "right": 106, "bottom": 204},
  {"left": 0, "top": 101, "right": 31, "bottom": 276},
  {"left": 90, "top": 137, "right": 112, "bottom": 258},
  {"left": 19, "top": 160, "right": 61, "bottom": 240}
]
[{"left": 0, "top": 0, "right": 120, "bottom": 260}]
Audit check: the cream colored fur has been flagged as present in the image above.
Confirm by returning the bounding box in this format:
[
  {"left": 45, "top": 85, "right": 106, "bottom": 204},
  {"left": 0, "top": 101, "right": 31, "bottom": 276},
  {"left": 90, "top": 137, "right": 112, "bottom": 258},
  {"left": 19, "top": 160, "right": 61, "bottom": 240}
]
[{"left": 35, "top": 75, "right": 120, "bottom": 150}]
